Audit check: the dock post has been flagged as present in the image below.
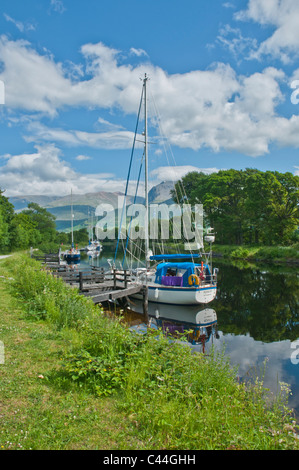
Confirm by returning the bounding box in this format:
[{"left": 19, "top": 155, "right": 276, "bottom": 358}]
[
  {"left": 143, "top": 286, "right": 149, "bottom": 325},
  {"left": 113, "top": 269, "right": 116, "bottom": 290},
  {"left": 79, "top": 271, "right": 83, "bottom": 291}
]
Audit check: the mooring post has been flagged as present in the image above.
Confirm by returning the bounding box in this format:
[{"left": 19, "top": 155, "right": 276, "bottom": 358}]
[
  {"left": 113, "top": 269, "right": 116, "bottom": 290},
  {"left": 124, "top": 269, "right": 127, "bottom": 289},
  {"left": 79, "top": 271, "right": 83, "bottom": 291},
  {"left": 143, "top": 286, "right": 149, "bottom": 325}
]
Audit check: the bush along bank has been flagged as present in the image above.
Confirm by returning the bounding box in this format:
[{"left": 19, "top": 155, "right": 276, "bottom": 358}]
[
  {"left": 3, "top": 254, "right": 299, "bottom": 450},
  {"left": 213, "top": 244, "right": 299, "bottom": 265}
]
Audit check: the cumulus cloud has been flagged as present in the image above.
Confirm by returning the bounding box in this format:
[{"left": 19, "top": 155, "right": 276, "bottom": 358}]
[
  {"left": 235, "top": 0, "right": 299, "bottom": 62},
  {"left": 0, "top": 144, "right": 137, "bottom": 197},
  {"left": 150, "top": 166, "right": 220, "bottom": 183},
  {"left": 1, "top": 35, "right": 299, "bottom": 162}
]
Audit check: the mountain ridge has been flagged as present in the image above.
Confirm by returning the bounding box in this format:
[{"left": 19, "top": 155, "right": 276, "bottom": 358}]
[{"left": 8, "top": 181, "right": 176, "bottom": 231}]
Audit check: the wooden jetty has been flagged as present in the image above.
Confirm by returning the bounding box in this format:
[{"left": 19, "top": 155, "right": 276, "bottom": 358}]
[
  {"left": 40, "top": 260, "right": 144, "bottom": 307},
  {"left": 30, "top": 251, "right": 148, "bottom": 316}
]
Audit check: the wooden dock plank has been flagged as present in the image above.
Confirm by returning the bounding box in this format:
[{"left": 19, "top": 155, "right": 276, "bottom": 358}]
[
  {"left": 39, "top": 256, "right": 147, "bottom": 312},
  {"left": 87, "top": 285, "right": 143, "bottom": 304}
]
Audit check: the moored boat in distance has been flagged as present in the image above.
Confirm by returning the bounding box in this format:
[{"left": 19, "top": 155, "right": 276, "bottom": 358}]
[{"left": 62, "top": 189, "right": 81, "bottom": 263}]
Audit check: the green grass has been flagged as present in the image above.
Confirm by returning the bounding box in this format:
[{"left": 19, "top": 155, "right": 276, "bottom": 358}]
[{"left": 0, "top": 253, "right": 298, "bottom": 450}]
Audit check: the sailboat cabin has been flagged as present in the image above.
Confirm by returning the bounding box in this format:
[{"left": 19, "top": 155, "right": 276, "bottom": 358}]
[{"left": 154, "top": 262, "right": 212, "bottom": 287}]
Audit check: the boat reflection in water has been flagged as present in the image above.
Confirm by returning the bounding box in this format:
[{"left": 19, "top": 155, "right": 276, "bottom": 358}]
[{"left": 127, "top": 300, "right": 219, "bottom": 353}]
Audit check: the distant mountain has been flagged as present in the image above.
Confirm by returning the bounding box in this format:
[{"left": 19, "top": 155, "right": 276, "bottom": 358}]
[
  {"left": 44, "top": 191, "right": 142, "bottom": 209},
  {"left": 148, "top": 181, "right": 175, "bottom": 204},
  {"left": 8, "top": 195, "right": 60, "bottom": 212},
  {"left": 8, "top": 181, "right": 176, "bottom": 232}
]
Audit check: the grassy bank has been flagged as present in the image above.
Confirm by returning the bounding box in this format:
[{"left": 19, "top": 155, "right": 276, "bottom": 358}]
[
  {"left": 0, "top": 253, "right": 298, "bottom": 450},
  {"left": 213, "top": 243, "right": 299, "bottom": 264}
]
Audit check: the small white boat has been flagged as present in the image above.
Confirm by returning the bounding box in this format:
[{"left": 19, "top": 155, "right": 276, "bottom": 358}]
[
  {"left": 62, "top": 189, "right": 81, "bottom": 263},
  {"left": 84, "top": 209, "right": 102, "bottom": 253}
]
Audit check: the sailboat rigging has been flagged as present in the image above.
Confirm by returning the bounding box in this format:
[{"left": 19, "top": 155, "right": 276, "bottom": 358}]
[{"left": 114, "top": 74, "right": 218, "bottom": 305}]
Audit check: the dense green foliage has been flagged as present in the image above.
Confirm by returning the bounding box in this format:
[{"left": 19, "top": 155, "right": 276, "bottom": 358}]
[
  {"left": 2, "top": 253, "right": 298, "bottom": 450},
  {"left": 172, "top": 169, "right": 299, "bottom": 246},
  {"left": 0, "top": 189, "right": 89, "bottom": 253}
]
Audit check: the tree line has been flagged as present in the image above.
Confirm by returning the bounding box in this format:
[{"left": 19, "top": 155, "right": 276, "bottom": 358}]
[
  {"left": 0, "top": 190, "right": 89, "bottom": 253},
  {"left": 171, "top": 169, "right": 299, "bottom": 246}
]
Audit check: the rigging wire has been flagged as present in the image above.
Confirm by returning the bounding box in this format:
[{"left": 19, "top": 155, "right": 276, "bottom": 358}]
[
  {"left": 114, "top": 85, "right": 144, "bottom": 265},
  {"left": 122, "top": 152, "right": 144, "bottom": 267},
  {"left": 149, "top": 89, "right": 201, "bottom": 263}
]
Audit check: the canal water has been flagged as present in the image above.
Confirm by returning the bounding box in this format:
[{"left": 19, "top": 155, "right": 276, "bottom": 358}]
[{"left": 78, "top": 250, "right": 299, "bottom": 418}]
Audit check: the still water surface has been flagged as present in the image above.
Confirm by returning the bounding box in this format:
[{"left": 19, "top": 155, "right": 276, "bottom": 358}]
[{"left": 78, "top": 251, "right": 299, "bottom": 418}]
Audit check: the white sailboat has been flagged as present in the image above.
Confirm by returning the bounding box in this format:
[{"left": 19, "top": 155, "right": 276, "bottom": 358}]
[
  {"left": 115, "top": 74, "right": 218, "bottom": 306},
  {"left": 85, "top": 209, "right": 102, "bottom": 254},
  {"left": 63, "top": 189, "right": 81, "bottom": 263}
]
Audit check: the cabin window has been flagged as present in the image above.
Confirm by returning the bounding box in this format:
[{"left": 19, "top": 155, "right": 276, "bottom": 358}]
[
  {"left": 166, "top": 268, "right": 177, "bottom": 276},
  {"left": 176, "top": 269, "right": 186, "bottom": 277}
]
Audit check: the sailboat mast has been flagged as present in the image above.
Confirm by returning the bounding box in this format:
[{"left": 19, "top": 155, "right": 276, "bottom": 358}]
[
  {"left": 71, "top": 189, "right": 74, "bottom": 247},
  {"left": 143, "top": 74, "right": 149, "bottom": 269}
]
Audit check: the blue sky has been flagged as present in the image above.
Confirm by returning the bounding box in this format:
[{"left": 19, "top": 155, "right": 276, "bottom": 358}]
[{"left": 0, "top": 0, "right": 299, "bottom": 196}]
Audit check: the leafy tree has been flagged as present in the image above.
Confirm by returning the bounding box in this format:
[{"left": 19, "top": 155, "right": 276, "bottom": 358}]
[
  {"left": 172, "top": 169, "right": 299, "bottom": 246},
  {"left": 9, "top": 213, "right": 41, "bottom": 250},
  {"left": 23, "top": 203, "right": 57, "bottom": 243},
  {"left": 0, "top": 189, "right": 15, "bottom": 253}
]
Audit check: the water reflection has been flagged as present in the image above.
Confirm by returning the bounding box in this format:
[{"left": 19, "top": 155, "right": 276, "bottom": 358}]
[
  {"left": 128, "top": 300, "right": 219, "bottom": 352},
  {"left": 213, "top": 262, "right": 299, "bottom": 343},
  {"left": 77, "top": 251, "right": 299, "bottom": 418}
]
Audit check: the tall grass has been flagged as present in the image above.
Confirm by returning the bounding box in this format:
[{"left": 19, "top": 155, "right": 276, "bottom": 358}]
[{"left": 4, "top": 254, "right": 299, "bottom": 450}]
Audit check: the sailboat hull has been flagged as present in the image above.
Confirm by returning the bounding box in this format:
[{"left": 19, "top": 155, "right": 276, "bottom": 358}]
[{"left": 132, "top": 283, "right": 217, "bottom": 305}]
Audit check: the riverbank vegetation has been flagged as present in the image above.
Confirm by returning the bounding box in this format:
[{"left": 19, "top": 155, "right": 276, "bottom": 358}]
[
  {"left": 213, "top": 243, "right": 299, "bottom": 264},
  {"left": 0, "top": 190, "right": 89, "bottom": 253},
  {"left": 173, "top": 169, "right": 299, "bottom": 247},
  {"left": 0, "top": 253, "right": 298, "bottom": 450},
  {"left": 2, "top": 168, "right": 299, "bottom": 263}
]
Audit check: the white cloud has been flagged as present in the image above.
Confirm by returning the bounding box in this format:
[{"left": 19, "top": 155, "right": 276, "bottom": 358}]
[
  {"left": 216, "top": 24, "right": 258, "bottom": 60},
  {"left": 24, "top": 121, "right": 140, "bottom": 150},
  {"left": 0, "top": 144, "right": 136, "bottom": 197},
  {"left": 3, "top": 13, "right": 35, "bottom": 32},
  {"left": 49, "top": 0, "right": 66, "bottom": 14},
  {"left": 1, "top": 36, "right": 299, "bottom": 159},
  {"left": 75, "top": 155, "right": 92, "bottom": 161},
  {"left": 150, "top": 166, "right": 220, "bottom": 183},
  {"left": 130, "top": 48, "right": 148, "bottom": 57},
  {"left": 235, "top": 0, "right": 299, "bottom": 62}
]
